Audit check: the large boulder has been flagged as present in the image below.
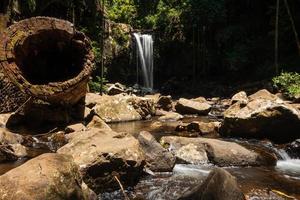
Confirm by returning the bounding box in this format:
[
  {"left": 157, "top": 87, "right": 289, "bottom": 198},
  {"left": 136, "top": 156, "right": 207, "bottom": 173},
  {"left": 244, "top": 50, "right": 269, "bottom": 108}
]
[
  {"left": 85, "top": 93, "right": 142, "bottom": 123},
  {"left": 220, "top": 90, "right": 300, "bottom": 142},
  {"left": 0, "top": 153, "right": 96, "bottom": 200},
  {"left": 137, "top": 131, "right": 175, "bottom": 172},
  {"left": 178, "top": 168, "right": 245, "bottom": 200},
  {"left": 175, "top": 98, "right": 211, "bottom": 115},
  {"left": 161, "top": 136, "right": 276, "bottom": 166},
  {"left": 58, "top": 128, "right": 145, "bottom": 192}
]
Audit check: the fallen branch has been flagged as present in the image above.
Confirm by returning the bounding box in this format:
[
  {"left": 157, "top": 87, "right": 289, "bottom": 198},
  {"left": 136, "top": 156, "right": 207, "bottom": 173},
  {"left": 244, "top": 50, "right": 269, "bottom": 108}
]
[{"left": 114, "top": 175, "right": 130, "bottom": 200}]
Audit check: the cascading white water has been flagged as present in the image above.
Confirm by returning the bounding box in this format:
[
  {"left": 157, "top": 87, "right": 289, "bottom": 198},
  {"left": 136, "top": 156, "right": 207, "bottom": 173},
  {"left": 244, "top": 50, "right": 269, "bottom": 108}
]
[
  {"left": 133, "top": 33, "right": 154, "bottom": 90},
  {"left": 274, "top": 147, "right": 300, "bottom": 178}
]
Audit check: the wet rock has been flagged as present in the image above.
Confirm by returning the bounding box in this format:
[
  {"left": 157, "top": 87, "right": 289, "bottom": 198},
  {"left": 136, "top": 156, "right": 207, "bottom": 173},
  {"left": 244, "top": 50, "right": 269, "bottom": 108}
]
[
  {"left": 178, "top": 168, "right": 245, "bottom": 200},
  {"left": 86, "top": 94, "right": 142, "bottom": 123},
  {"left": 137, "top": 131, "right": 175, "bottom": 172},
  {"left": 47, "top": 131, "right": 67, "bottom": 151},
  {"left": 176, "top": 143, "right": 208, "bottom": 164},
  {"left": 161, "top": 136, "right": 276, "bottom": 166},
  {"left": 65, "top": 123, "right": 86, "bottom": 133},
  {"left": 285, "top": 139, "right": 300, "bottom": 158},
  {"left": 156, "top": 95, "right": 173, "bottom": 111},
  {"left": 220, "top": 90, "right": 300, "bottom": 142},
  {"left": 231, "top": 91, "right": 249, "bottom": 105},
  {"left": 158, "top": 111, "right": 184, "bottom": 121},
  {"left": 58, "top": 128, "right": 145, "bottom": 192},
  {"left": 175, "top": 98, "right": 211, "bottom": 115},
  {"left": 107, "top": 82, "right": 126, "bottom": 95},
  {"left": 0, "top": 153, "right": 96, "bottom": 200}
]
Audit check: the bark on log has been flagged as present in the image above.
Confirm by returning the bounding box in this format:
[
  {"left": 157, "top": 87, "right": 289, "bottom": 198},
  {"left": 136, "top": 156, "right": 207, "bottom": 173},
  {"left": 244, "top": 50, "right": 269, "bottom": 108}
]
[{"left": 0, "top": 17, "right": 94, "bottom": 105}]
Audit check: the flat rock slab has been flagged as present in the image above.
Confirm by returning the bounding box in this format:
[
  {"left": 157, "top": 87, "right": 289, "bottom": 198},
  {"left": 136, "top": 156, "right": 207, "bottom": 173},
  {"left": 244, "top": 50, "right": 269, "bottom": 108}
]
[
  {"left": 175, "top": 98, "right": 211, "bottom": 115},
  {"left": 58, "top": 127, "right": 145, "bottom": 192},
  {"left": 0, "top": 153, "right": 96, "bottom": 200},
  {"left": 160, "top": 136, "right": 276, "bottom": 166}
]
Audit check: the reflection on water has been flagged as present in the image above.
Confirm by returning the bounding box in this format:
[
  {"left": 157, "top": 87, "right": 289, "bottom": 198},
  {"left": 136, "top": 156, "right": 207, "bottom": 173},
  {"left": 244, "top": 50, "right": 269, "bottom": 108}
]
[
  {"left": 109, "top": 116, "right": 219, "bottom": 140},
  {"left": 0, "top": 158, "right": 27, "bottom": 175}
]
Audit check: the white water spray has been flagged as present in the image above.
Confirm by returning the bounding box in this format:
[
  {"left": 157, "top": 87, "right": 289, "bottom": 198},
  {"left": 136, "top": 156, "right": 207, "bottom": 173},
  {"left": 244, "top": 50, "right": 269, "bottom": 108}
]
[
  {"left": 133, "top": 33, "right": 154, "bottom": 89},
  {"left": 274, "top": 147, "right": 300, "bottom": 178}
]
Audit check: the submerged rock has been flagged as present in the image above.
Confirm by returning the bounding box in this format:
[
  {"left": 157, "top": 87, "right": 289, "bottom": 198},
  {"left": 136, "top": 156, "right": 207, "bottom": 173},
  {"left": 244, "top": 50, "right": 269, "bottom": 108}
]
[
  {"left": 137, "top": 131, "right": 175, "bottom": 172},
  {"left": 161, "top": 136, "right": 276, "bottom": 166},
  {"left": 220, "top": 90, "right": 300, "bottom": 142},
  {"left": 0, "top": 153, "right": 96, "bottom": 200},
  {"left": 178, "top": 168, "right": 245, "bottom": 200},
  {"left": 58, "top": 128, "right": 145, "bottom": 192},
  {"left": 175, "top": 98, "right": 211, "bottom": 115}
]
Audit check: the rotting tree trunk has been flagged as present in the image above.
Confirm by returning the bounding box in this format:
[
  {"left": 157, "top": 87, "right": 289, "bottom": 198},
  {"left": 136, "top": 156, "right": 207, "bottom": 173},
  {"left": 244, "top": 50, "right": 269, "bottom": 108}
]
[{"left": 0, "top": 17, "right": 94, "bottom": 106}]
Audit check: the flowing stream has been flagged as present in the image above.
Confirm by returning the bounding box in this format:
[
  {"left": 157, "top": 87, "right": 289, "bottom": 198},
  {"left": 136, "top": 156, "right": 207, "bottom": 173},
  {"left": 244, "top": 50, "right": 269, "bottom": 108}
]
[
  {"left": 1, "top": 115, "right": 299, "bottom": 199},
  {"left": 133, "top": 33, "right": 154, "bottom": 90}
]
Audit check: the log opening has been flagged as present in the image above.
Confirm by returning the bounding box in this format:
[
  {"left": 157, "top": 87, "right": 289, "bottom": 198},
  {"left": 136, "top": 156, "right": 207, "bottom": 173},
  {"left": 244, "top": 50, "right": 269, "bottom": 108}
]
[
  {"left": 15, "top": 29, "right": 86, "bottom": 85},
  {"left": 0, "top": 17, "right": 94, "bottom": 105}
]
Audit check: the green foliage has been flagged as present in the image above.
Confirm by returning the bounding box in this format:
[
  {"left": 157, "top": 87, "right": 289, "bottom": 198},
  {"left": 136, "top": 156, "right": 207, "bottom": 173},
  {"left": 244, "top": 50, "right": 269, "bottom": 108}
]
[
  {"left": 273, "top": 72, "right": 300, "bottom": 99},
  {"left": 89, "top": 76, "right": 108, "bottom": 93},
  {"left": 111, "top": 26, "right": 130, "bottom": 46},
  {"left": 105, "top": 0, "right": 137, "bottom": 24}
]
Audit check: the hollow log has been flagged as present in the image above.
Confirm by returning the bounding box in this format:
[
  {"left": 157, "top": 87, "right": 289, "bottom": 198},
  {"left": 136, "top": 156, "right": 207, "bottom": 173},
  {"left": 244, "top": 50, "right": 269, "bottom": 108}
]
[{"left": 0, "top": 17, "right": 94, "bottom": 105}]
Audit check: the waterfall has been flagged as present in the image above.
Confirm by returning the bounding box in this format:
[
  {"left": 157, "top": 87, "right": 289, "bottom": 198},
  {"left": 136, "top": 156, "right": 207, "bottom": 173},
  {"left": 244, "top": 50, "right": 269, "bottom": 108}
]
[{"left": 133, "top": 33, "right": 154, "bottom": 90}]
